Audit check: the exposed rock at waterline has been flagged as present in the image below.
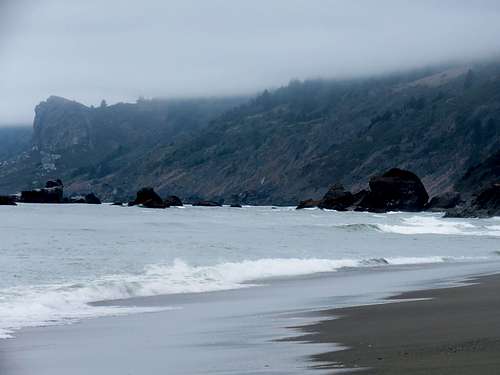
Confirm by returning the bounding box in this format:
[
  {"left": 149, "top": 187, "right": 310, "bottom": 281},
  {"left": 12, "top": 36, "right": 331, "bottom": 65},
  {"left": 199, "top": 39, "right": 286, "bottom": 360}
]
[
  {"left": 129, "top": 187, "right": 166, "bottom": 208},
  {"left": 356, "top": 168, "right": 429, "bottom": 212},
  {"left": 445, "top": 184, "right": 500, "bottom": 218},
  {"left": 164, "top": 195, "right": 183, "bottom": 207},
  {"left": 192, "top": 200, "right": 222, "bottom": 207},
  {"left": 0, "top": 196, "right": 17, "bottom": 206},
  {"left": 296, "top": 199, "right": 320, "bottom": 209},
  {"left": 21, "top": 180, "right": 64, "bottom": 203},
  {"left": 84, "top": 193, "right": 101, "bottom": 204},
  {"left": 425, "top": 192, "right": 463, "bottom": 211}
]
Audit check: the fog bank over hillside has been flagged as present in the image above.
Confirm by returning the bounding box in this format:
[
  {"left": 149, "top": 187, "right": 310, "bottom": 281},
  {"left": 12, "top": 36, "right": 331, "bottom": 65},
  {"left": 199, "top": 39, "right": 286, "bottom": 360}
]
[{"left": 1, "top": 0, "right": 500, "bottom": 124}]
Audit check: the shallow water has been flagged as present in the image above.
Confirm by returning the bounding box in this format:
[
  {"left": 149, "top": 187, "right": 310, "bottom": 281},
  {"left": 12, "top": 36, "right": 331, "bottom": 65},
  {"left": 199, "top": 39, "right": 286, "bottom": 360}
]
[{"left": 0, "top": 203, "right": 499, "bottom": 339}]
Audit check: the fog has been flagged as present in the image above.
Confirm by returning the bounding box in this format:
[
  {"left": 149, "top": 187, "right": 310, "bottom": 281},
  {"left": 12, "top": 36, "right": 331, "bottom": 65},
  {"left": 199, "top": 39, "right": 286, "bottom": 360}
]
[{"left": 1, "top": 0, "right": 500, "bottom": 124}]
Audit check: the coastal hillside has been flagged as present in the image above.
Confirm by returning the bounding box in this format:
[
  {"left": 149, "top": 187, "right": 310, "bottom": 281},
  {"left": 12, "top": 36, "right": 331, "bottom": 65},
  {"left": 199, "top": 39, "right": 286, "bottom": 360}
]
[
  {"left": 0, "top": 127, "right": 32, "bottom": 162},
  {"left": 454, "top": 150, "right": 500, "bottom": 198},
  {"left": 1, "top": 62, "right": 500, "bottom": 203},
  {"left": 133, "top": 62, "right": 500, "bottom": 204},
  {"left": 0, "top": 96, "right": 246, "bottom": 197}
]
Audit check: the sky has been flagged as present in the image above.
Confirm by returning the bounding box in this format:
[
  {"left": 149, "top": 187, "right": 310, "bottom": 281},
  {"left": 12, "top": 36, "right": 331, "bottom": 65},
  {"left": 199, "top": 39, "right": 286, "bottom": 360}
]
[{"left": 1, "top": 0, "right": 500, "bottom": 125}]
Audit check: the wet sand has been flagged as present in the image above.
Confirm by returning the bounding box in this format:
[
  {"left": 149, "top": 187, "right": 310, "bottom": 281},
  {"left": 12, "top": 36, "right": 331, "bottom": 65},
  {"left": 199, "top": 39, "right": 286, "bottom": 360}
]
[{"left": 297, "top": 274, "right": 500, "bottom": 374}]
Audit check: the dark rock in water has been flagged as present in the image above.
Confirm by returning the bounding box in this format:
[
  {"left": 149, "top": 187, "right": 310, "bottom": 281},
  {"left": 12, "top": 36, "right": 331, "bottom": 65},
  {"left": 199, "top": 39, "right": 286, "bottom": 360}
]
[
  {"left": 357, "top": 168, "right": 429, "bottom": 212},
  {"left": 445, "top": 184, "right": 500, "bottom": 218},
  {"left": 21, "top": 180, "right": 64, "bottom": 203},
  {"left": 230, "top": 203, "right": 243, "bottom": 208},
  {"left": 351, "top": 189, "right": 369, "bottom": 207},
  {"left": 45, "top": 179, "right": 63, "bottom": 188},
  {"left": 0, "top": 196, "right": 17, "bottom": 206},
  {"left": 164, "top": 195, "right": 183, "bottom": 207},
  {"left": 296, "top": 199, "right": 320, "bottom": 209},
  {"left": 84, "top": 193, "right": 101, "bottom": 204},
  {"left": 297, "top": 186, "right": 368, "bottom": 210},
  {"left": 318, "top": 184, "right": 356, "bottom": 211},
  {"left": 130, "top": 187, "right": 165, "bottom": 208},
  {"left": 111, "top": 201, "right": 124, "bottom": 206},
  {"left": 192, "top": 200, "right": 222, "bottom": 207},
  {"left": 426, "top": 192, "right": 463, "bottom": 211},
  {"left": 141, "top": 199, "right": 167, "bottom": 209}
]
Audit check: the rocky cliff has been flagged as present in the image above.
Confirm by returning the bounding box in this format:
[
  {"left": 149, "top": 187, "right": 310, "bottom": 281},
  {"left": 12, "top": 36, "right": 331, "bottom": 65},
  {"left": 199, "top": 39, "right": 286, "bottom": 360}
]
[{"left": 1, "top": 61, "right": 499, "bottom": 204}]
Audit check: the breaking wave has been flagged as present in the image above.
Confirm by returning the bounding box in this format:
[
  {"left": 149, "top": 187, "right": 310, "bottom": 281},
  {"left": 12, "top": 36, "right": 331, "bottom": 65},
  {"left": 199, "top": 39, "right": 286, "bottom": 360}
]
[
  {"left": 333, "top": 223, "right": 382, "bottom": 232},
  {"left": 0, "top": 256, "right": 485, "bottom": 339},
  {"left": 365, "top": 217, "right": 500, "bottom": 236}
]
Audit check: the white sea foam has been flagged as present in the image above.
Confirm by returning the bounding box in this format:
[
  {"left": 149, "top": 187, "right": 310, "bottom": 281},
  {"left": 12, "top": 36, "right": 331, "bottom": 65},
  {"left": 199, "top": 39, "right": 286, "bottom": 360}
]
[
  {"left": 377, "top": 216, "right": 500, "bottom": 236},
  {"left": 0, "top": 255, "right": 484, "bottom": 339}
]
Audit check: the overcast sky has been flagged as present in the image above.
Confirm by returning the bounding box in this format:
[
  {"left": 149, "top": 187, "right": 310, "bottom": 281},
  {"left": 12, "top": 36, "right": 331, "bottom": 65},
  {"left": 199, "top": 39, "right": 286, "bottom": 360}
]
[{"left": 1, "top": 0, "right": 500, "bottom": 124}]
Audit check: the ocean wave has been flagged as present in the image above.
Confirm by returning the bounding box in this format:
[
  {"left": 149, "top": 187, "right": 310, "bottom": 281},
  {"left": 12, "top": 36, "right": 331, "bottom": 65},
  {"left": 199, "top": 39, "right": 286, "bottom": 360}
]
[
  {"left": 0, "top": 255, "right": 486, "bottom": 339},
  {"left": 377, "top": 216, "right": 500, "bottom": 236},
  {"left": 333, "top": 223, "right": 382, "bottom": 232}
]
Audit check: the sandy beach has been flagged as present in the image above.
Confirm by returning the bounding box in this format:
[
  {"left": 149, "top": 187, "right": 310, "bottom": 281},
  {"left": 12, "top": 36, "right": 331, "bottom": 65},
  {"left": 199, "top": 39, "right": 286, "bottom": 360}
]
[{"left": 297, "top": 273, "right": 500, "bottom": 374}]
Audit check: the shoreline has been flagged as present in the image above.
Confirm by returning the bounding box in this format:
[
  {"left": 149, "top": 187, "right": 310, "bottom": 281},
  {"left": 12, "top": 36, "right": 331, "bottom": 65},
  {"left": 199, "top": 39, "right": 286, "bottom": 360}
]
[
  {"left": 293, "top": 273, "right": 500, "bottom": 374},
  {"left": 2, "top": 261, "right": 500, "bottom": 374}
]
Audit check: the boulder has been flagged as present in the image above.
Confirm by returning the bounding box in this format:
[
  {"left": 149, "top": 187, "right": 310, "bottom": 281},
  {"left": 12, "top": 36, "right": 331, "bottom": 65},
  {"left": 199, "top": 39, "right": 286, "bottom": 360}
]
[
  {"left": 164, "top": 195, "right": 183, "bottom": 207},
  {"left": 296, "top": 199, "right": 320, "bottom": 209},
  {"left": 445, "top": 184, "right": 500, "bottom": 218},
  {"left": 141, "top": 199, "right": 167, "bottom": 209},
  {"left": 230, "top": 203, "right": 243, "bottom": 208},
  {"left": 111, "top": 201, "right": 124, "bottom": 206},
  {"left": 21, "top": 180, "right": 64, "bottom": 203},
  {"left": 296, "top": 187, "right": 368, "bottom": 210},
  {"left": 357, "top": 168, "right": 429, "bottom": 212},
  {"left": 192, "top": 200, "right": 222, "bottom": 207},
  {"left": 318, "top": 184, "right": 356, "bottom": 211},
  {"left": 130, "top": 187, "right": 166, "bottom": 208},
  {"left": 0, "top": 196, "right": 17, "bottom": 206},
  {"left": 84, "top": 193, "right": 101, "bottom": 204},
  {"left": 425, "top": 192, "right": 462, "bottom": 211}
]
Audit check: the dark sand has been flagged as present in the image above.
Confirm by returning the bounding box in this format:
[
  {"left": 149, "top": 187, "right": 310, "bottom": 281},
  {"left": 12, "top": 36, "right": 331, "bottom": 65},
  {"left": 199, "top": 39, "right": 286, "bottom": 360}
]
[{"left": 296, "top": 274, "right": 500, "bottom": 374}]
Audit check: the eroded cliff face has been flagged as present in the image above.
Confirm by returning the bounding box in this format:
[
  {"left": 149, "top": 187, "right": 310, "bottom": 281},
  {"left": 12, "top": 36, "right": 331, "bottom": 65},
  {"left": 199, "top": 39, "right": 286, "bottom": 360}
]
[
  {"left": 33, "top": 96, "right": 92, "bottom": 152},
  {"left": 0, "top": 95, "right": 246, "bottom": 196}
]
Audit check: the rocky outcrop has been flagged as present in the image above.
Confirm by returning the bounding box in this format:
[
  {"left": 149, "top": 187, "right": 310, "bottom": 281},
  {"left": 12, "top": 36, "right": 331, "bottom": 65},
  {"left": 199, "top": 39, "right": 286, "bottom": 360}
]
[
  {"left": 317, "top": 185, "right": 369, "bottom": 211},
  {"left": 357, "top": 169, "right": 429, "bottom": 212},
  {"left": 445, "top": 151, "right": 500, "bottom": 218},
  {"left": 21, "top": 180, "right": 64, "bottom": 203},
  {"left": 297, "top": 187, "right": 368, "bottom": 210},
  {"left": 164, "top": 195, "right": 183, "bottom": 207},
  {"left": 192, "top": 200, "right": 222, "bottom": 207},
  {"left": 2, "top": 63, "right": 500, "bottom": 204},
  {"left": 425, "top": 192, "right": 463, "bottom": 211},
  {"left": 33, "top": 96, "right": 92, "bottom": 154},
  {"left": 317, "top": 184, "right": 353, "bottom": 210},
  {"left": 84, "top": 193, "right": 101, "bottom": 204},
  {"left": 296, "top": 199, "right": 320, "bottom": 209},
  {"left": 297, "top": 169, "right": 428, "bottom": 212},
  {"left": 446, "top": 184, "right": 500, "bottom": 218},
  {"left": 454, "top": 151, "right": 500, "bottom": 200},
  {"left": 129, "top": 187, "right": 166, "bottom": 208},
  {"left": 0, "top": 196, "right": 17, "bottom": 206}
]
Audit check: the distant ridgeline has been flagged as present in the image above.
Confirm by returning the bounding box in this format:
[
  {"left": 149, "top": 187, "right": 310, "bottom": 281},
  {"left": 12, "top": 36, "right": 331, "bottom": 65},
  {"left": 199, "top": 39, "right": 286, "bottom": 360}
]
[{"left": 0, "top": 61, "right": 499, "bottom": 205}]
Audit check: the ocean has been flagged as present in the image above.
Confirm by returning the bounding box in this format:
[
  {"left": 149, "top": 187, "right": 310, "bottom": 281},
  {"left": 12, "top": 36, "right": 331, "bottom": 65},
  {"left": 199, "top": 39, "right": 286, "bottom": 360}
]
[{"left": 1, "top": 203, "right": 499, "bottom": 374}]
